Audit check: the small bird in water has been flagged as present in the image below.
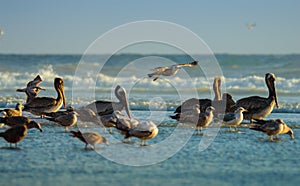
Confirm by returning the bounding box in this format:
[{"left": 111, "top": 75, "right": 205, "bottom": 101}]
[
  {"left": 46, "top": 111, "right": 78, "bottom": 132},
  {"left": 0, "top": 124, "right": 27, "bottom": 148},
  {"left": 222, "top": 107, "right": 247, "bottom": 132},
  {"left": 0, "top": 103, "right": 24, "bottom": 117},
  {"left": 196, "top": 106, "right": 215, "bottom": 135},
  {"left": 70, "top": 130, "right": 109, "bottom": 149},
  {"left": 148, "top": 61, "right": 198, "bottom": 81},
  {"left": 249, "top": 119, "right": 294, "bottom": 141}
]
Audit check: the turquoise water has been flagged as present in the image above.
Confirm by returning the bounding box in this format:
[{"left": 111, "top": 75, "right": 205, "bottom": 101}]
[
  {"left": 0, "top": 112, "right": 299, "bottom": 186},
  {"left": 0, "top": 54, "right": 300, "bottom": 185}
]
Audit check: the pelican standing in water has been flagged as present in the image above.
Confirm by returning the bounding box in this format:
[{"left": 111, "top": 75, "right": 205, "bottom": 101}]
[
  {"left": 23, "top": 77, "right": 66, "bottom": 117},
  {"left": 235, "top": 73, "right": 278, "bottom": 123},
  {"left": 85, "top": 85, "right": 131, "bottom": 118},
  {"left": 148, "top": 61, "right": 198, "bottom": 81},
  {"left": 249, "top": 119, "right": 294, "bottom": 141}
]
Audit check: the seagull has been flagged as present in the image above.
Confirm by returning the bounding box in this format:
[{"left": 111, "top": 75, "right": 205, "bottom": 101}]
[
  {"left": 46, "top": 111, "right": 78, "bottom": 132},
  {"left": 247, "top": 23, "right": 256, "bottom": 30},
  {"left": 70, "top": 130, "right": 109, "bottom": 149},
  {"left": 196, "top": 106, "right": 215, "bottom": 135},
  {"left": 0, "top": 103, "right": 24, "bottom": 117},
  {"left": 148, "top": 61, "right": 198, "bottom": 81},
  {"left": 222, "top": 107, "right": 247, "bottom": 131},
  {"left": 0, "top": 125, "right": 27, "bottom": 148},
  {"left": 125, "top": 120, "right": 158, "bottom": 146},
  {"left": 249, "top": 119, "right": 294, "bottom": 141},
  {"left": 234, "top": 73, "right": 278, "bottom": 123}
]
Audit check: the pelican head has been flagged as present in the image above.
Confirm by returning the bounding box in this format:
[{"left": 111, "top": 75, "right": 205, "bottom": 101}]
[
  {"left": 115, "top": 85, "right": 131, "bottom": 119},
  {"left": 265, "top": 73, "right": 278, "bottom": 108},
  {"left": 54, "top": 78, "right": 66, "bottom": 108}
]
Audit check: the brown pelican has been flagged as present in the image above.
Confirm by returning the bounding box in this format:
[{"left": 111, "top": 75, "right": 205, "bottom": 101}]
[
  {"left": 171, "top": 77, "right": 235, "bottom": 120},
  {"left": 0, "top": 116, "right": 42, "bottom": 132},
  {"left": 0, "top": 103, "right": 23, "bottom": 117},
  {"left": 249, "top": 119, "right": 294, "bottom": 141},
  {"left": 148, "top": 61, "right": 198, "bottom": 81},
  {"left": 46, "top": 111, "right": 78, "bottom": 132},
  {"left": 85, "top": 85, "right": 131, "bottom": 118},
  {"left": 23, "top": 77, "right": 66, "bottom": 117},
  {"left": 70, "top": 130, "right": 109, "bottom": 149},
  {"left": 222, "top": 107, "right": 247, "bottom": 131},
  {"left": 235, "top": 73, "right": 278, "bottom": 123},
  {"left": 196, "top": 106, "right": 215, "bottom": 135},
  {"left": 125, "top": 120, "right": 158, "bottom": 146},
  {"left": 16, "top": 75, "right": 45, "bottom": 103},
  {"left": 0, "top": 124, "right": 27, "bottom": 147}
]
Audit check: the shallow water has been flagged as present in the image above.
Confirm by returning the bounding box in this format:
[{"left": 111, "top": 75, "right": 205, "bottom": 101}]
[{"left": 0, "top": 112, "right": 299, "bottom": 186}]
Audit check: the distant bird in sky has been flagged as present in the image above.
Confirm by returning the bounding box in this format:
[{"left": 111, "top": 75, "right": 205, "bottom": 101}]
[
  {"left": 148, "top": 61, "right": 198, "bottom": 81},
  {"left": 246, "top": 23, "right": 256, "bottom": 30},
  {"left": 0, "top": 29, "right": 4, "bottom": 35}
]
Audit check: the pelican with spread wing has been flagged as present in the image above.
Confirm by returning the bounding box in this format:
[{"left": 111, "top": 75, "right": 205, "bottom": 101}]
[{"left": 148, "top": 61, "right": 198, "bottom": 81}]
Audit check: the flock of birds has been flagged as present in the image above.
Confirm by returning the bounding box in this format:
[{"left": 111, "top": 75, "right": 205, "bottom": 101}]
[{"left": 0, "top": 61, "right": 295, "bottom": 150}]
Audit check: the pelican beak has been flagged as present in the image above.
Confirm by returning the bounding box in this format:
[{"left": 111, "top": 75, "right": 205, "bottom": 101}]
[
  {"left": 16, "top": 88, "right": 26, "bottom": 92},
  {"left": 61, "top": 84, "right": 66, "bottom": 108}
]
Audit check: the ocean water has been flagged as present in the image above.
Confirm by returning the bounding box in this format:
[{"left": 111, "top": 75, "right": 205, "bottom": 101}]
[{"left": 0, "top": 54, "right": 300, "bottom": 185}]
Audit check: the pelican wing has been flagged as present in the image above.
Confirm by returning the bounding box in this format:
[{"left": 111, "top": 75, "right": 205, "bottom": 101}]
[
  {"left": 85, "top": 101, "right": 114, "bottom": 116},
  {"left": 236, "top": 96, "right": 269, "bottom": 113},
  {"left": 24, "top": 97, "right": 57, "bottom": 109}
]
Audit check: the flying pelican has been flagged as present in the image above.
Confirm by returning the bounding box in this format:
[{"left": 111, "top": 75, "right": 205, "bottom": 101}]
[
  {"left": 125, "top": 120, "right": 158, "bottom": 146},
  {"left": 85, "top": 85, "right": 131, "bottom": 118},
  {"left": 222, "top": 107, "right": 247, "bottom": 131},
  {"left": 249, "top": 119, "right": 294, "bottom": 141},
  {"left": 16, "top": 75, "right": 45, "bottom": 103},
  {"left": 148, "top": 61, "right": 198, "bottom": 81},
  {"left": 0, "top": 103, "right": 24, "bottom": 117},
  {"left": 70, "top": 130, "right": 109, "bottom": 150},
  {"left": 0, "top": 125, "right": 27, "bottom": 148},
  {"left": 235, "top": 73, "right": 278, "bottom": 123},
  {"left": 196, "top": 106, "right": 215, "bottom": 135},
  {"left": 46, "top": 111, "right": 78, "bottom": 132},
  {"left": 23, "top": 77, "right": 66, "bottom": 117}
]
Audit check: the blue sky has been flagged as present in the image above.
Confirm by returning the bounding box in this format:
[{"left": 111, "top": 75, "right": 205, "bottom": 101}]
[{"left": 0, "top": 0, "right": 299, "bottom": 54}]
